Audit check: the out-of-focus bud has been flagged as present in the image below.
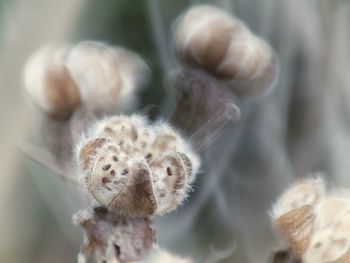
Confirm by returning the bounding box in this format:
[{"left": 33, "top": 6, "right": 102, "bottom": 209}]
[
  {"left": 24, "top": 41, "right": 149, "bottom": 120},
  {"left": 23, "top": 46, "right": 81, "bottom": 119},
  {"left": 173, "top": 5, "right": 277, "bottom": 97},
  {"left": 76, "top": 114, "right": 200, "bottom": 216},
  {"left": 66, "top": 41, "right": 149, "bottom": 114}
]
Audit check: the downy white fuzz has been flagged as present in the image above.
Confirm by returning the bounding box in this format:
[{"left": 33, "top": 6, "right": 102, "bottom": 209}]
[
  {"left": 76, "top": 114, "right": 200, "bottom": 217},
  {"left": 173, "top": 5, "right": 277, "bottom": 97},
  {"left": 24, "top": 41, "right": 149, "bottom": 119},
  {"left": 143, "top": 248, "right": 193, "bottom": 263},
  {"left": 23, "top": 46, "right": 81, "bottom": 119}
]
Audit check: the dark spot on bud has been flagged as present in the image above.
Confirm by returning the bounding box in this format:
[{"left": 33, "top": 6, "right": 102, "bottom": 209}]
[
  {"left": 93, "top": 205, "right": 108, "bottom": 217},
  {"left": 112, "top": 156, "right": 118, "bottom": 162},
  {"left": 102, "top": 164, "right": 111, "bottom": 171},
  {"left": 110, "top": 170, "right": 115, "bottom": 176},
  {"left": 122, "top": 168, "right": 129, "bottom": 175},
  {"left": 114, "top": 244, "right": 121, "bottom": 257},
  {"left": 167, "top": 167, "right": 173, "bottom": 176},
  {"left": 102, "top": 177, "right": 111, "bottom": 184},
  {"left": 145, "top": 153, "right": 152, "bottom": 160}
]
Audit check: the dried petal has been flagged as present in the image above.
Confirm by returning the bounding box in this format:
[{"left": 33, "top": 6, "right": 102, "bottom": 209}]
[{"left": 276, "top": 205, "right": 315, "bottom": 258}]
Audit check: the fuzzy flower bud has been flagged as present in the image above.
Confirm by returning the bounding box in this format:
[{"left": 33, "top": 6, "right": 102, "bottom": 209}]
[{"left": 76, "top": 114, "right": 200, "bottom": 217}]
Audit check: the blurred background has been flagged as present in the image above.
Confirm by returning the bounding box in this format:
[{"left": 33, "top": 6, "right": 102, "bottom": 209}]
[{"left": 1, "top": 0, "right": 350, "bottom": 262}]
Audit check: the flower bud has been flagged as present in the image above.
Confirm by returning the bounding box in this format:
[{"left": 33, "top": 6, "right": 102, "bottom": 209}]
[
  {"left": 272, "top": 177, "right": 350, "bottom": 262},
  {"left": 24, "top": 42, "right": 149, "bottom": 119},
  {"left": 77, "top": 114, "right": 200, "bottom": 216},
  {"left": 173, "top": 5, "right": 277, "bottom": 97}
]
